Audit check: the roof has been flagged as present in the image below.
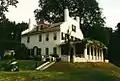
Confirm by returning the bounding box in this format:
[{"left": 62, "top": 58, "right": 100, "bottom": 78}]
[{"left": 22, "top": 22, "right": 63, "bottom": 36}]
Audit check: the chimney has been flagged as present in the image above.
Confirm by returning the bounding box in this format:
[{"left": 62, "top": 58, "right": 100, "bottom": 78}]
[
  {"left": 76, "top": 16, "right": 80, "bottom": 27},
  {"left": 28, "top": 19, "right": 31, "bottom": 30},
  {"left": 76, "top": 16, "right": 80, "bottom": 23},
  {"left": 64, "top": 8, "right": 69, "bottom": 22}
]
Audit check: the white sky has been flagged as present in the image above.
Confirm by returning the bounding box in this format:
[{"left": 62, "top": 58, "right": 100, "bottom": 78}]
[{"left": 5, "top": 0, "right": 120, "bottom": 29}]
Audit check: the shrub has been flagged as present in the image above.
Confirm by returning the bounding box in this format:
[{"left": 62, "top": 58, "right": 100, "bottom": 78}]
[
  {"left": 27, "top": 56, "right": 34, "bottom": 60},
  {"left": 3, "top": 55, "right": 15, "bottom": 60},
  {"left": 56, "top": 57, "right": 61, "bottom": 62},
  {"left": 15, "top": 43, "right": 27, "bottom": 60},
  {"left": 46, "top": 58, "right": 50, "bottom": 62},
  {"left": 34, "top": 55, "right": 42, "bottom": 61}
]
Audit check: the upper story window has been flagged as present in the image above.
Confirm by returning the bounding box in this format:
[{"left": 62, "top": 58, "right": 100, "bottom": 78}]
[
  {"left": 61, "top": 32, "right": 65, "bottom": 40},
  {"left": 27, "top": 36, "right": 30, "bottom": 43},
  {"left": 72, "top": 25, "right": 76, "bottom": 32},
  {"left": 46, "top": 33, "right": 49, "bottom": 41},
  {"left": 39, "top": 34, "right": 42, "bottom": 42},
  {"left": 53, "top": 32, "right": 57, "bottom": 40}
]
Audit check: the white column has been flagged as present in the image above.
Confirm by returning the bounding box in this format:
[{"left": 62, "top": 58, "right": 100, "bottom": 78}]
[
  {"left": 89, "top": 46, "right": 92, "bottom": 61},
  {"left": 95, "top": 48, "right": 97, "bottom": 61},
  {"left": 96, "top": 48, "right": 99, "bottom": 61},
  {"left": 93, "top": 47, "right": 95, "bottom": 61},
  {"left": 84, "top": 45, "right": 88, "bottom": 61},
  {"left": 100, "top": 49, "right": 102, "bottom": 61},
  {"left": 101, "top": 49, "right": 104, "bottom": 62}
]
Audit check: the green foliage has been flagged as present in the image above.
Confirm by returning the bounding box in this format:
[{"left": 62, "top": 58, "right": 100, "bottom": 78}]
[
  {"left": 3, "top": 54, "right": 15, "bottom": 60},
  {"left": 15, "top": 43, "right": 27, "bottom": 60},
  {"left": 0, "top": 21, "right": 28, "bottom": 58},
  {"left": 0, "top": 0, "right": 28, "bottom": 57},
  {"left": 86, "top": 26, "right": 112, "bottom": 45},
  {"left": 0, "top": 60, "right": 44, "bottom": 71},
  {"left": 35, "top": 0, "right": 111, "bottom": 46},
  {"left": 0, "top": 0, "right": 18, "bottom": 22},
  {"left": 34, "top": 55, "right": 42, "bottom": 61},
  {"left": 35, "top": 0, "right": 105, "bottom": 26},
  {"left": 108, "top": 22, "right": 120, "bottom": 63}
]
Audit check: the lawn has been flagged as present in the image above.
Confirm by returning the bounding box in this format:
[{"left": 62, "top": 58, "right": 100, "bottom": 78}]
[
  {"left": 0, "top": 60, "right": 44, "bottom": 71},
  {"left": 0, "top": 62, "right": 120, "bottom": 81}
]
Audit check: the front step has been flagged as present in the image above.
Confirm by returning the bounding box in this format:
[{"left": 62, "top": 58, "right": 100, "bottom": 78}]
[
  {"left": 36, "top": 61, "right": 55, "bottom": 71},
  {"left": 41, "top": 62, "right": 55, "bottom": 71}
]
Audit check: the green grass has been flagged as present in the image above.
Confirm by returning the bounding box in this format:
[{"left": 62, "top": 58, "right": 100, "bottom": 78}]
[
  {"left": 0, "top": 60, "right": 44, "bottom": 71},
  {"left": 0, "top": 62, "right": 120, "bottom": 81},
  {"left": 17, "top": 60, "right": 44, "bottom": 70}
]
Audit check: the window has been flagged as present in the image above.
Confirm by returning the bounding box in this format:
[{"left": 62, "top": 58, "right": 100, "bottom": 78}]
[
  {"left": 53, "top": 32, "right": 57, "bottom": 40},
  {"left": 46, "top": 33, "right": 49, "bottom": 41},
  {"left": 53, "top": 47, "right": 57, "bottom": 54},
  {"left": 36, "top": 26, "right": 39, "bottom": 31},
  {"left": 61, "top": 32, "right": 65, "bottom": 40},
  {"left": 72, "top": 25, "right": 76, "bottom": 32},
  {"left": 71, "top": 36, "right": 73, "bottom": 41},
  {"left": 27, "top": 49, "right": 30, "bottom": 56},
  {"left": 75, "top": 38, "right": 78, "bottom": 41},
  {"left": 27, "top": 36, "right": 30, "bottom": 43},
  {"left": 65, "top": 34, "right": 68, "bottom": 41},
  {"left": 46, "top": 48, "right": 49, "bottom": 55},
  {"left": 39, "top": 34, "right": 42, "bottom": 42},
  {"left": 38, "top": 48, "right": 41, "bottom": 55}
]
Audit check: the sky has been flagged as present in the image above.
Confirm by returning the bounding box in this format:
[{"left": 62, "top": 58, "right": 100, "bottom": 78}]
[{"left": 5, "top": 0, "right": 120, "bottom": 29}]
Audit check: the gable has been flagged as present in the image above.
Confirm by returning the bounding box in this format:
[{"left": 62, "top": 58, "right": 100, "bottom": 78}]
[{"left": 60, "top": 18, "right": 84, "bottom": 40}]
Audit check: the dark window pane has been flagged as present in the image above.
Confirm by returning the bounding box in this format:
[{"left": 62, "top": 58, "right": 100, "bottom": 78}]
[
  {"left": 39, "top": 34, "right": 42, "bottom": 42},
  {"left": 27, "top": 36, "right": 30, "bottom": 43},
  {"left": 61, "top": 32, "right": 65, "bottom": 40},
  {"left": 46, "top": 48, "right": 49, "bottom": 55},
  {"left": 46, "top": 34, "right": 49, "bottom": 41},
  {"left": 53, "top": 33, "right": 57, "bottom": 40},
  {"left": 53, "top": 47, "right": 57, "bottom": 54},
  {"left": 72, "top": 25, "right": 76, "bottom": 32},
  {"left": 38, "top": 48, "right": 41, "bottom": 55}
]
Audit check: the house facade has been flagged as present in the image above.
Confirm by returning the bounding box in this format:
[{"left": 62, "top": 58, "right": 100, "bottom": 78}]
[{"left": 21, "top": 9, "right": 107, "bottom": 62}]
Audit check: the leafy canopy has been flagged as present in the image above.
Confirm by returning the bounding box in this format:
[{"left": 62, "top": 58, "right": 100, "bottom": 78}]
[{"left": 34, "top": 0, "right": 105, "bottom": 28}]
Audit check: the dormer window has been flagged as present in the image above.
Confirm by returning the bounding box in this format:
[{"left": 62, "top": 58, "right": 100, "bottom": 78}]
[{"left": 72, "top": 25, "right": 76, "bottom": 32}]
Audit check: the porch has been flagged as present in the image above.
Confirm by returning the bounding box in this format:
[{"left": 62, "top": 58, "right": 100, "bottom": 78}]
[{"left": 60, "top": 40, "right": 107, "bottom": 62}]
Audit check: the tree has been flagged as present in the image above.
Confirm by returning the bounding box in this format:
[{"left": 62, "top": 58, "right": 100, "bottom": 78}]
[
  {"left": 0, "top": 20, "right": 28, "bottom": 59},
  {"left": 35, "top": 0, "right": 105, "bottom": 33},
  {"left": 0, "top": 0, "right": 18, "bottom": 22},
  {"left": 108, "top": 23, "right": 120, "bottom": 63}
]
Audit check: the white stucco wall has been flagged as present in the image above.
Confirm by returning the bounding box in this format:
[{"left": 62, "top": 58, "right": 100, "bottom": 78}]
[
  {"left": 21, "top": 31, "right": 61, "bottom": 55},
  {"left": 60, "top": 17, "right": 84, "bottom": 43}
]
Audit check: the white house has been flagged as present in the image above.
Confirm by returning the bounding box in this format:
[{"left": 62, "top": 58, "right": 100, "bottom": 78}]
[{"left": 21, "top": 9, "right": 107, "bottom": 62}]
